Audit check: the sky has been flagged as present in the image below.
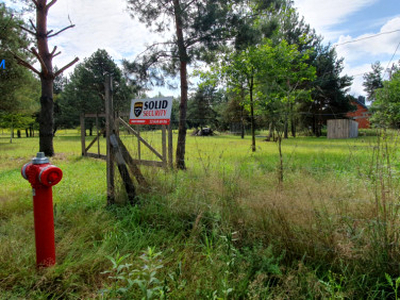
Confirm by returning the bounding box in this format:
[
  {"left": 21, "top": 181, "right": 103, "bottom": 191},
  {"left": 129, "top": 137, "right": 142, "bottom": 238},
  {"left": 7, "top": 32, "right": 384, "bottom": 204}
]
[
  {"left": 5, "top": 0, "right": 400, "bottom": 99},
  {"left": 294, "top": 0, "right": 400, "bottom": 98}
]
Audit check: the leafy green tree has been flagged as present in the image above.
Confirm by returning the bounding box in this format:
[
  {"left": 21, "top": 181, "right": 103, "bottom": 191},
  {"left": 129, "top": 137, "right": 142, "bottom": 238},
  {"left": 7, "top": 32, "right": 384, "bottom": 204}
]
[
  {"left": 276, "top": 6, "right": 353, "bottom": 137},
  {"left": 58, "top": 49, "right": 135, "bottom": 133},
  {"left": 219, "top": 96, "right": 250, "bottom": 137},
  {"left": 303, "top": 45, "right": 353, "bottom": 137},
  {"left": 125, "top": 0, "right": 250, "bottom": 169},
  {"left": 0, "top": 4, "right": 39, "bottom": 114},
  {"left": 218, "top": 46, "right": 262, "bottom": 151},
  {"left": 233, "top": 0, "right": 283, "bottom": 51},
  {"left": 13, "top": 0, "right": 79, "bottom": 156},
  {"left": 363, "top": 61, "right": 384, "bottom": 102},
  {"left": 209, "top": 39, "right": 315, "bottom": 151},
  {"left": 187, "top": 85, "right": 222, "bottom": 130},
  {"left": 370, "top": 66, "right": 400, "bottom": 128}
]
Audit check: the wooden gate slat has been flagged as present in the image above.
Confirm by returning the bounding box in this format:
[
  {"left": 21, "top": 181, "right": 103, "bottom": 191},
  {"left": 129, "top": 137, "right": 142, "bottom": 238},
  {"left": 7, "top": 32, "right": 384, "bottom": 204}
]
[
  {"left": 85, "top": 129, "right": 105, "bottom": 153},
  {"left": 118, "top": 117, "right": 164, "bottom": 161}
]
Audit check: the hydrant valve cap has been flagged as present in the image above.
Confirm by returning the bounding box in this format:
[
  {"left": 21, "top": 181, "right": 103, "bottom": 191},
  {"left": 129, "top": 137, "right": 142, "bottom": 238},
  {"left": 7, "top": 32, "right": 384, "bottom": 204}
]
[
  {"left": 39, "top": 166, "right": 63, "bottom": 187},
  {"left": 32, "top": 152, "right": 50, "bottom": 165}
]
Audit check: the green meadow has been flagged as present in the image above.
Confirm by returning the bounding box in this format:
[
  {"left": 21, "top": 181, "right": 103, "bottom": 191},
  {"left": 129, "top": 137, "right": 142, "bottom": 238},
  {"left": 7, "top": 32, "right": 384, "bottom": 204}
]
[{"left": 1, "top": 129, "right": 400, "bottom": 299}]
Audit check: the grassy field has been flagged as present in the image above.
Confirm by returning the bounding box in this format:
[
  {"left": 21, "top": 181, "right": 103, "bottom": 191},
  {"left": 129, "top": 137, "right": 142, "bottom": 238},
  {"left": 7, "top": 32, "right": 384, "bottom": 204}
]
[{"left": 1, "top": 129, "right": 400, "bottom": 299}]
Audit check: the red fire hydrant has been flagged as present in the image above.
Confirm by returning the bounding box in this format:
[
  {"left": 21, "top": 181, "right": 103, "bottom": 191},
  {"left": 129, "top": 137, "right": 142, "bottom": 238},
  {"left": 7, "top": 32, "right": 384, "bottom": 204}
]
[{"left": 21, "top": 152, "right": 63, "bottom": 268}]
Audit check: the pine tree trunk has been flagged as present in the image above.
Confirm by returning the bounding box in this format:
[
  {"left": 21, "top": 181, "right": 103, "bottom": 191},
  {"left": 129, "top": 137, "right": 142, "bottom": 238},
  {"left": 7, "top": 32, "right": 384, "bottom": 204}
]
[
  {"left": 176, "top": 60, "right": 188, "bottom": 169},
  {"left": 37, "top": 1, "right": 55, "bottom": 156},
  {"left": 284, "top": 100, "right": 289, "bottom": 139},
  {"left": 174, "top": 0, "right": 188, "bottom": 170},
  {"left": 291, "top": 117, "right": 296, "bottom": 138},
  {"left": 241, "top": 116, "right": 245, "bottom": 139},
  {"left": 39, "top": 80, "right": 55, "bottom": 156},
  {"left": 284, "top": 114, "right": 288, "bottom": 139},
  {"left": 249, "top": 74, "right": 256, "bottom": 152},
  {"left": 241, "top": 87, "right": 245, "bottom": 139}
]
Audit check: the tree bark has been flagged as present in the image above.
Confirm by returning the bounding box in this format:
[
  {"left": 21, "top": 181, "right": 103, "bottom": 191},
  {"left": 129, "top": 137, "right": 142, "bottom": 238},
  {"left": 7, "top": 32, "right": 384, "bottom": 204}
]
[
  {"left": 249, "top": 74, "right": 256, "bottom": 152},
  {"left": 173, "top": 0, "right": 189, "bottom": 170},
  {"left": 291, "top": 119, "right": 296, "bottom": 138},
  {"left": 10, "top": 117, "right": 13, "bottom": 143},
  {"left": 284, "top": 100, "right": 289, "bottom": 139},
  {"left": 278, "top": 136, "right": 283, "bottom": 184},
  {"left": 241, "top": 116, "right": 245, "bottom": 139},
  {"left": 14, "top": 1, "right": 77, "bottom": 155},
  {"left": 241, "top": 87, "right": 245, "bottom": 139},
  {"left": 284, "top": 115, "right": 288, "bottom": 139},
  {"left": 39, "top": 81, "right": 55, "bottom": 156},
  {"left": 37, "top": 1, "right": 55, "bottom": 156},
  {"left": 268, "top": 122, "right": 273, "bottom": 141},
  {"left": 290, "top": 103, "right": 296, "bottom": 138}
]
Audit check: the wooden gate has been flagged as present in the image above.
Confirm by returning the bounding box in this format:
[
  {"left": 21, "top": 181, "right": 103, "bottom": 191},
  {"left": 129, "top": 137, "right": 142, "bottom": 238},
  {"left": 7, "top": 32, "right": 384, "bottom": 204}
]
[
  {"left": 80, "top": 75, "right": 173, "bottom": 205},
  {"left": 80, "top": 113, "right": 173, "bottom": 168}
]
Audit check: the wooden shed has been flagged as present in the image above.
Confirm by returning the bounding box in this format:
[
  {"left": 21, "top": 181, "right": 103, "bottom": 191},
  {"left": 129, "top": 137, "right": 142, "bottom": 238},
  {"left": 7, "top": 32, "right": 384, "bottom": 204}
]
[{"left": 327, "top": 119, "right": 358, "bottom": 139}]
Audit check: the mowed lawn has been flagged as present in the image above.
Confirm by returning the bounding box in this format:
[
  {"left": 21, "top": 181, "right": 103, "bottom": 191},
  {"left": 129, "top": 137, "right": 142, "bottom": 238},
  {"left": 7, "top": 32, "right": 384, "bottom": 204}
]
[{"left": 1, "top": 129, "right": 400, "bottom": 299}]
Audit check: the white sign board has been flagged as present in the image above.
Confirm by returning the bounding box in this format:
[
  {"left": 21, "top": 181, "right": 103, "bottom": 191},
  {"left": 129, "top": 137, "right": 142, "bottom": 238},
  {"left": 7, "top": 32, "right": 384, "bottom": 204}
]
[{"left": 129, "top": 97, "right": 173, "bottom": 125}]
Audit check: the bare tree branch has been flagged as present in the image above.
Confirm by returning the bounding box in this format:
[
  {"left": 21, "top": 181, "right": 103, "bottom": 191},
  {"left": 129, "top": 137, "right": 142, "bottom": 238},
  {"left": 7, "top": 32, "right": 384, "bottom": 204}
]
[
  {"left": 54, "top": 57, "right": 79, "bottom": 77},
  {"left": 20, "top": 25, "right": 36, "bottom": 36},
  {"left": 32, "top": 0, "right": 38, "bottom": 7},
  {"left": 30, "top": 47, "right": 49, "bottom": 76},
  {"left": 52, "top": 51, "right": 61, "bottom": 58},
  {"left": 46, "top": 0, "right": 57, "bottom": 11},
  {"left": 47, "top": 24, "right": 75, "bottom": 38},
  {"left": 182, "top": 0, "right": 198, "bottom": 11},
  {"left": 12, "top": 52, "right": 40, "bottom": 75},
  {"left": 136, "top": 41, "right": 175, "bottom": 58},
  {"left": 50, "top": 46, "right": 58, "bottom": 56},
  {"left": 50, "top": 45, "right": 62, "bottom": 57},
  {"left": 29, "top": 19, "right": 37, "bottom": 32},
  {"left": 47, "top": 29, "right": 53, "bottom": 35}
]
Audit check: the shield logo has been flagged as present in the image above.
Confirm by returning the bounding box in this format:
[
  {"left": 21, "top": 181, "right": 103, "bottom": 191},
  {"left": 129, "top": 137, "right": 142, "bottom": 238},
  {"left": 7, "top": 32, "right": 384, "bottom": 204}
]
[{"left": 134, "top": 102, "right": 143, "bottom": 117}]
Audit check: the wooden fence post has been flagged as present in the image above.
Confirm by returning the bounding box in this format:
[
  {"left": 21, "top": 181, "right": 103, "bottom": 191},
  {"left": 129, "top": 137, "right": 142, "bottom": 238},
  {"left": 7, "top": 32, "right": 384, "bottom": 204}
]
[
  {"left": 168, "top": 123, "right": 173, "bottom": 169},
  {"left": 137, "top": 125, "right": 141, "bottom": 162},
  {"left": 162, "top": 125, "right": 167, "bottom": 168},
  {"left": 105, "top": 74, "right": 115, "bottom": 205},
  {"left": 80, "top": 113, "right": 86, "bottom": 156},
  {"left": 110, "top": 134, "right": 137, "bottom": 205},
  {"left": 96, "top": 114, "right": 100, "bottom": 157}
]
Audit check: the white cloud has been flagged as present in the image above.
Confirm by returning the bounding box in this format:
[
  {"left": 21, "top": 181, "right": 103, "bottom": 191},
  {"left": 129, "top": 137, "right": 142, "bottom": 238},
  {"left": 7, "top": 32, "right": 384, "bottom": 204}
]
[
  {"left": 343, "top": 58, "right": 396, "bottom": 99},
  {"left": 6, "top": 0, "right": 399, "bottom": 99},
  {"left": 294, "top": 0, "right": 378, "bottom": 40},
  {"left": 335, "top": 17, "right": 400, "bottom": 60},
  {"left": 294, "top": 0, "right": 400, "bottom": 97},
  {"left": 334, "top": 16, "right": 400, "bottom": 97},
  {"left": 342, "top": 63, "right": 370, "bottom": 96},
  {"left": 33, "top": 0, "right": 163, "bottom": 75}
]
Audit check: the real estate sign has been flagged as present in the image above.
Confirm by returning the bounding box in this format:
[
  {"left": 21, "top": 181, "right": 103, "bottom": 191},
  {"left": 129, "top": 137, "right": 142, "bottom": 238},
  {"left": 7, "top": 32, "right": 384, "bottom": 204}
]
[{"left": 129, "top": 97, "right": 173, "bottom": 125}]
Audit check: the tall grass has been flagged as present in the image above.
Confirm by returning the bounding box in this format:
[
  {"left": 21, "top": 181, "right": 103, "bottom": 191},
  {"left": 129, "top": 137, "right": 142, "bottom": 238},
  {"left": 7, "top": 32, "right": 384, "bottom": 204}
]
[{"left": 1, "top": 130, "right": 400, "bottom": 298}]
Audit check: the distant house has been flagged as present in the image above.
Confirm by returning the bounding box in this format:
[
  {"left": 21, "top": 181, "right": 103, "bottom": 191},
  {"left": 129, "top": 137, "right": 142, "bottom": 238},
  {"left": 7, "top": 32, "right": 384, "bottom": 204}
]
[{"left": 346, "top": 97, "right": 371, "bottom": 129}]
